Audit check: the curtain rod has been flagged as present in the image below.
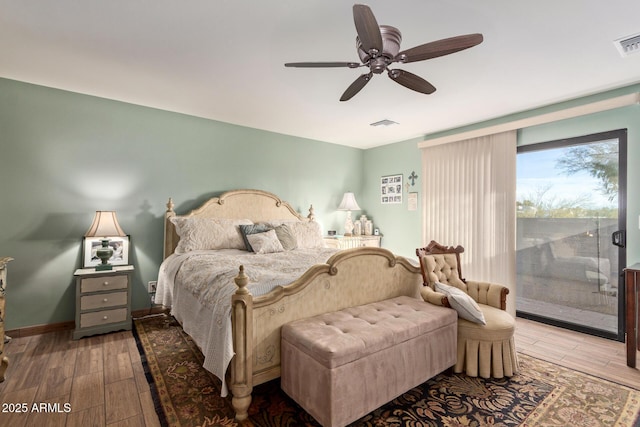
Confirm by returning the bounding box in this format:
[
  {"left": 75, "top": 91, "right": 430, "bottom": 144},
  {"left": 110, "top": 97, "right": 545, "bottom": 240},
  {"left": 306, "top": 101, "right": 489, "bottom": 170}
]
[{"left": 418, "top": 92, "right": 640, "bottom": 148}]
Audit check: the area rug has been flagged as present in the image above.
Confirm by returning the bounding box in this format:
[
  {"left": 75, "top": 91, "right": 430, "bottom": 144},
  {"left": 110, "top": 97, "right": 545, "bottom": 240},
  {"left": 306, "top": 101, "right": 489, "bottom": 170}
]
[{"left": 133, "top": 314, "right": 640, "bottom": 427}]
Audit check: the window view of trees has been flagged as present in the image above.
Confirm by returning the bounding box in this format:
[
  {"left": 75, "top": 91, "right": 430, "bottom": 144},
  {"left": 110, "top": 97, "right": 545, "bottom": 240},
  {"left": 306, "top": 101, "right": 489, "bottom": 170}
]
[
  {"left": 557, "top": 140, "right": 618, "bottom": 201},
  {"left": 517, "top": 140, "right": 618, "bottom": 219}
]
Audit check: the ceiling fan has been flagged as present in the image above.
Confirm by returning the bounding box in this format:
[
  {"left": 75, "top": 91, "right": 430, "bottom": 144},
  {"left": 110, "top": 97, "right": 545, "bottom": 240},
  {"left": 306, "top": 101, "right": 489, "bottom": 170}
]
[{"left": 285, "top": 4, "right": 483, "bottom": 101}]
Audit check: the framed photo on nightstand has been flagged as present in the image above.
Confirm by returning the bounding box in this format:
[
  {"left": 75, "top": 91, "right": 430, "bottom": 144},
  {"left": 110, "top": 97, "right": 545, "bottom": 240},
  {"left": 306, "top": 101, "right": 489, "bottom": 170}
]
[{"left": 83, "top": 235, "right": 130, "bottom": 268}]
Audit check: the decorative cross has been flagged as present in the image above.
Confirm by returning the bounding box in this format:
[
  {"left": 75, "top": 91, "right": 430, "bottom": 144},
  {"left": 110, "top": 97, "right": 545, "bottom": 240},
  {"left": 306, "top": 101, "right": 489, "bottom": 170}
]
[{"left": 408, "top": 171, "right": 418, "bottom": 186}]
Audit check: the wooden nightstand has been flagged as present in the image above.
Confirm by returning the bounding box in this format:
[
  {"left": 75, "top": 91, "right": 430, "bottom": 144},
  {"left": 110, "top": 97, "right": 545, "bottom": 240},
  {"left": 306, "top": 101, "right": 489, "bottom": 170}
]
[
  {"left": 73, "top": 265, "right": 133, "bottom": 340},
  {"left": 324, "top": 235, "right": 382, "bottom": 249}
]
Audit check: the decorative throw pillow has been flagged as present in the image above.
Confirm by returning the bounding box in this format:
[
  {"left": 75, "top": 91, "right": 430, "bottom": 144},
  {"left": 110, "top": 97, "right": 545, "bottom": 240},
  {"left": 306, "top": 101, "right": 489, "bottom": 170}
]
[
  {"left": 434, "top": 281, "right": 486, "bottom": 325},
  {"left": 239, "top": 224, "right": 272, "bottom": 251},
  {"left": 246, "top": 230, "right": 285, "bottom": 254},
  {"left": 170, "top": 217, "right": 252, "bottom": 253},
  {"left": 288, "top": 221, "right": 324, "bottom": 249},
  {"left": 273, "top": 224, "right": 297, "bottom": 250}
]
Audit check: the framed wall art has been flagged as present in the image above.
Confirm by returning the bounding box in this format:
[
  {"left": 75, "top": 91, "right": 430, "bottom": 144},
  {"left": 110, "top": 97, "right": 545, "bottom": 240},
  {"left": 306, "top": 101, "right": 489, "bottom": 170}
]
[
  {"left": 408, "top": 192, "right": 418, "bottom": 211},
  {"left": 83, "top": 235, "right": 130, "bottom": 268},
  {"left": 381, "top": 174, "right": 403, "bottom": 204}
]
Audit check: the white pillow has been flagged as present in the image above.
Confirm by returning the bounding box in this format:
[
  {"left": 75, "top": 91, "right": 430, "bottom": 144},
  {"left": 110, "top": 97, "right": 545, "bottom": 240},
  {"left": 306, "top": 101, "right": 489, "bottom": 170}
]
[
  {"left": 434, "top": 281, "right": 486, "bottom": 325},
  {"left": 288, "top": 221, "right": 324, "bottom": 249},
  {"left": 170, "top": 216, "right": 252, "bottom": 253},
  {"left": 246, "top": 229, "right": 285, "bottom": 254}
]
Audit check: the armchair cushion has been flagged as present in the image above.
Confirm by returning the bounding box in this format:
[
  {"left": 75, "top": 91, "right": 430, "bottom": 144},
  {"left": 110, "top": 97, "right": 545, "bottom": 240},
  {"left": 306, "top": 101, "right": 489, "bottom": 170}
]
[{"left": 434, "top": 282, "right": 486, "bottom": 325}]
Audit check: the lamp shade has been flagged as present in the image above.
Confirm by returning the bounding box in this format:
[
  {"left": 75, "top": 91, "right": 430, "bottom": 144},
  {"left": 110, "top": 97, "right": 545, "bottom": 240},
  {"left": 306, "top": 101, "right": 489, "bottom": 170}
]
[
  {"left": 84, "top": 211, "right": 126, "bottom": 237},
  {"left": 337, "top": 192, "right": 361, "bottom": 211}
]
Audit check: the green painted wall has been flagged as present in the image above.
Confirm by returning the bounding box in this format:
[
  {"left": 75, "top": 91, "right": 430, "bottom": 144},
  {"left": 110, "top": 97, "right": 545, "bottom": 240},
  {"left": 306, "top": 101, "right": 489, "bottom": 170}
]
[
  {"left": 0, "top": 78, "right": 363, "bottom": 330},
  {"left": 361, "top": 138, "right": 423, "bottom": 259}
]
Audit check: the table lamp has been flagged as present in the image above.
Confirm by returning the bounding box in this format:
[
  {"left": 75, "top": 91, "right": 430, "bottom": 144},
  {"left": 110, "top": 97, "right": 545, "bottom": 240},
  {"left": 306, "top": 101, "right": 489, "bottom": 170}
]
[
  {"left": 84, "top": 211, "right": 126, "bottom": 271},
  {"left": 337, "top": 192, "right": 361, "bottom": 236}
]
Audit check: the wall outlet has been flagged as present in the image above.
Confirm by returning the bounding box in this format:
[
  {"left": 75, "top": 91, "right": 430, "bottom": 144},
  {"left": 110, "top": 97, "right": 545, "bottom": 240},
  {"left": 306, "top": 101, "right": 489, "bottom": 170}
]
[{"left": 148, "top": 280, "right": 157, "bottom": 293}]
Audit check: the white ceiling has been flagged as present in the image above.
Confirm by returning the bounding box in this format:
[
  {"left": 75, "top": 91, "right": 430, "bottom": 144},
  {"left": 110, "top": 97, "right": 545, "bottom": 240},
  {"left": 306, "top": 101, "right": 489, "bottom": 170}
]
[{"left": 2, "top": 1, "right": 640, "bottom": 149}]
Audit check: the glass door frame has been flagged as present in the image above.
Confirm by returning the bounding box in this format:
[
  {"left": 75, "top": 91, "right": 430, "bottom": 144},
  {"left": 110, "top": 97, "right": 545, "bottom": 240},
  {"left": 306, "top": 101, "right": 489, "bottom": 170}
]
[{"left": 516, "top": 129, "right": 627, "bottom": 341}]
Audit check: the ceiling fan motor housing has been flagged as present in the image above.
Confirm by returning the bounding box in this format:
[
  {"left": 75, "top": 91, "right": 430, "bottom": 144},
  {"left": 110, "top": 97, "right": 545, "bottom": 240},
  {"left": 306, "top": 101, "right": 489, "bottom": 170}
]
[{"left": 357, "top": 25, "right": 402, "bottom": 73}]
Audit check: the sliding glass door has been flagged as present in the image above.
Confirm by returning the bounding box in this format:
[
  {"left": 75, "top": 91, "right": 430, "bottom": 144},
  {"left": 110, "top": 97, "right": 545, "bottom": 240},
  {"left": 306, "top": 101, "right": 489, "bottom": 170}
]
[{"left": 516, "top": 130, "right": 627, "bottom": 340}]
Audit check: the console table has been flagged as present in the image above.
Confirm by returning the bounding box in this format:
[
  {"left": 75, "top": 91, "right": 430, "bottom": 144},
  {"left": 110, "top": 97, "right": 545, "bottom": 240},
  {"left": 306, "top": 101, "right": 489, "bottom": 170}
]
[
  {"left": 323, "top": 235, "right": 381, "bottom": 249},
  {"left": 624, "top": 263, "right": 640, "bottom": 368}
]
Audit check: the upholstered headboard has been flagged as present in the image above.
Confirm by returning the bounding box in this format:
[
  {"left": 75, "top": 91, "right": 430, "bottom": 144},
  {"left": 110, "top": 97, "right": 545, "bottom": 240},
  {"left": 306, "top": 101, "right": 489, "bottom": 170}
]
[{"left": 163, "top": 189, "right": 314, "bottom": 259}]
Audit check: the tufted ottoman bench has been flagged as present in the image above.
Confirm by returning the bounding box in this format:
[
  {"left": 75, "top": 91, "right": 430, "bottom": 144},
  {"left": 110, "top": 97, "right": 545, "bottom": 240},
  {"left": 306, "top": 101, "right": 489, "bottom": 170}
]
[{"left": 281, "top": 295, "right": 457, "bottom": 427}]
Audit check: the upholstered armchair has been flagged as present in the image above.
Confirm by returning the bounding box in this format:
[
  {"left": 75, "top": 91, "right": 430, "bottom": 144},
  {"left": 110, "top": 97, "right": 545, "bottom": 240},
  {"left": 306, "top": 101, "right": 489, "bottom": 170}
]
[{"left": 416, "top": 241, "right": 518, "bottom": 378}]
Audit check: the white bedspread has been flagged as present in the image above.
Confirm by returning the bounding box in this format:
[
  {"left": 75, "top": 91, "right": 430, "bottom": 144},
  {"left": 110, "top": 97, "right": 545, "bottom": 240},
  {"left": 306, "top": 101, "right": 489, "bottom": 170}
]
[{"left": 155, "top": 247, "right": 338, "bottom": 396}]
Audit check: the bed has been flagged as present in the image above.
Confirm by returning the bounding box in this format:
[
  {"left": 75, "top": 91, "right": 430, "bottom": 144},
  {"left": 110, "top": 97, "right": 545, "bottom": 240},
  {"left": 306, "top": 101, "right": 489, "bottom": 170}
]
[{"left": 155, "top": 189, "right": 424, "bottom": 421}]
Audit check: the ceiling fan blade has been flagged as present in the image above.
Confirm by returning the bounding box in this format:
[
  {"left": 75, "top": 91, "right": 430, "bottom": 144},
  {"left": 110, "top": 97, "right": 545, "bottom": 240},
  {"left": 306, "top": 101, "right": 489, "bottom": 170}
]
[
  {"left": 285, "top": 62, "right": 360, "bottom": 68},
  {"left": 388, "top": 69, "right": 436, "bottom": 94},
  {"left": 340, "top": 73, "right": 373, "bottom": 101},
  {"left": 395, "top": 33, "right": 484, "bottom": 63},
  {"left": 353, "top": 4, "right": 383, "bottom": 54}
]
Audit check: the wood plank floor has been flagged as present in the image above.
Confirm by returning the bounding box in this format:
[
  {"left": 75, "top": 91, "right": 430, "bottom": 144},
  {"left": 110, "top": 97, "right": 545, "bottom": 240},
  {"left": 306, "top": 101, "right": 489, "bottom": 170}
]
[
  {"left": 515, "top": 317, "right": 640, "bottom": 390},
  {"left": 0, "top": 317, "right": 638, "bottom": 426},
  {"left": 0, "top": 327, "right": 160, "bottom": 427}
]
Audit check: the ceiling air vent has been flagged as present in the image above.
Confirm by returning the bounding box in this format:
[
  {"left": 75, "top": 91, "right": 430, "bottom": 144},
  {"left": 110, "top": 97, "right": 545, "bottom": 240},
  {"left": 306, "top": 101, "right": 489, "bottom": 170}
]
[
  {"left": 370, "top": 119, "right": 398, "bottom": 127},
  {"left": 614, "top": 33, "right": 640, "bottom": 57}
]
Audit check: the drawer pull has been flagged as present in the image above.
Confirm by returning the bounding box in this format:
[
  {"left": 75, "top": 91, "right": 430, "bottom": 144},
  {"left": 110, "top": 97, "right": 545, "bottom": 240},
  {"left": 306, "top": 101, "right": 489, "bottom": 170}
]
[
  {"left": 103, "top": 281, "right": 109, "bottom": 286},
  {"left": 102, "top": 298, "right": 108, "bottom": 303},
  {"left": 103, "top": 316, "right": 108, "bottom": 320}
]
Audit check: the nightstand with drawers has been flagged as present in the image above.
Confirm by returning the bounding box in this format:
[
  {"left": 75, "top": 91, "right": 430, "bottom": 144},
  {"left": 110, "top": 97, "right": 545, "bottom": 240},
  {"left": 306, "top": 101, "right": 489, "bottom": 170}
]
[{"left": 73, "top": 265, "right": 133, "bottom": 340}]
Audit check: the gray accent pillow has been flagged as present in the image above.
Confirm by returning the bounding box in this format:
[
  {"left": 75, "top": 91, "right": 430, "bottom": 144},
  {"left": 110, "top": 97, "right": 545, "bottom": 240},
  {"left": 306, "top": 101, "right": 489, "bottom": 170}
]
[
  {"left": 239, "top": 224, "right": 272, "bottom": 251},
  {"left": 246, "top": 230, "right": 285, "bottom": 254},
  {"left": 273, "top": 224, "right": 298, "bottom": 250}
]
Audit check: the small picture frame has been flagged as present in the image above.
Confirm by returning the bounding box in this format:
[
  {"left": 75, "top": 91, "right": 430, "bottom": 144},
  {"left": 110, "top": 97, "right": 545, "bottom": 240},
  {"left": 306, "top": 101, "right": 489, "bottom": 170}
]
[
  {"left": 83, "top": 236, "right": 130, "bottom": 268},
  {"left": 408, "top": 192, "right": 418, "bottom": 211}
]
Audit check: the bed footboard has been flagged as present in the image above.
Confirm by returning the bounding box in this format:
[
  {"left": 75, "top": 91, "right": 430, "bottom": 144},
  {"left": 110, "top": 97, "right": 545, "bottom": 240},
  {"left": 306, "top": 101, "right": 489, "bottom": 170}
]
[{"left": 228, "top": 247, "right": 423, "bottom": 421}]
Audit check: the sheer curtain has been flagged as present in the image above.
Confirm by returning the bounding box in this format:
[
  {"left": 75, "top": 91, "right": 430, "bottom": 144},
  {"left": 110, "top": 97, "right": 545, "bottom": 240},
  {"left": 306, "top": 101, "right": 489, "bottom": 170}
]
[{"left": 421, "top": 130, "right": 517, "bottom": 314}]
